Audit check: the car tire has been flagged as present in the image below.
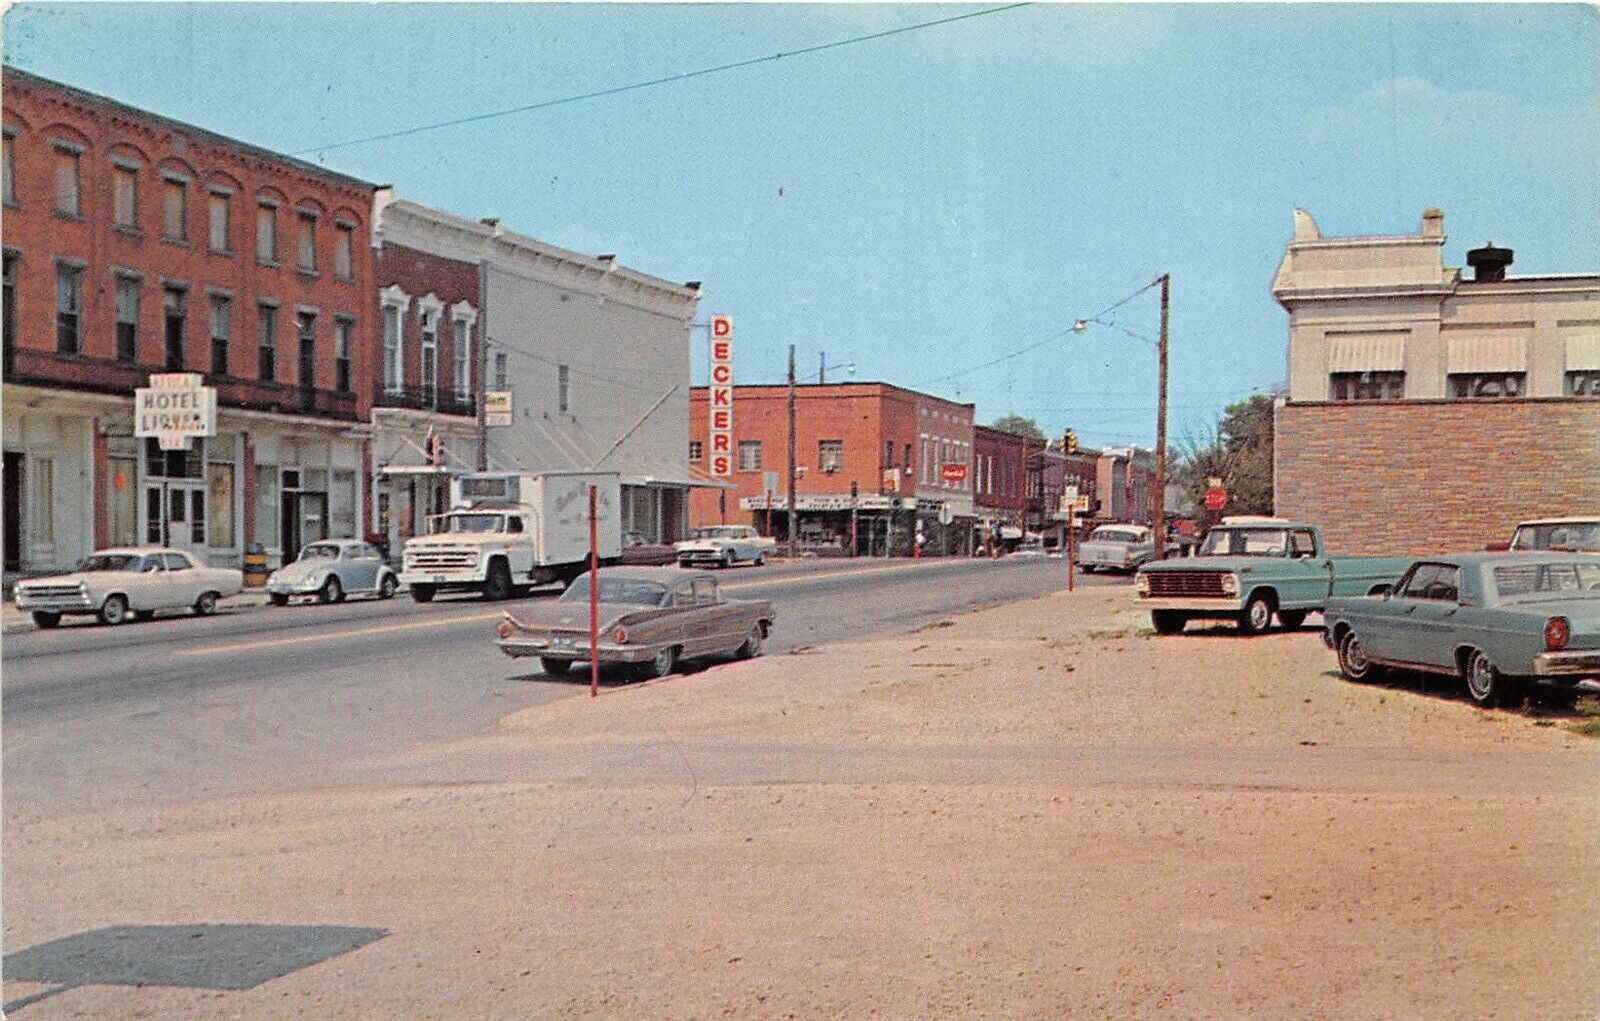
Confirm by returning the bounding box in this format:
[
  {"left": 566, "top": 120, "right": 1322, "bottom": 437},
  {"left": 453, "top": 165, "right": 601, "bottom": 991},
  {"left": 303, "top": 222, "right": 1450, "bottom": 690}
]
[
  {"left": 1237, "top": 593, "right": 1275, "bottom": 635},
  {"left": 378, "top": 574, "right": 397, "bottom": 600},
  {"left": 540, "top": 656, "right": 574, "bottom": 677},
  {"left": 736, "top": 624, "right": 764, "bottom": 659},
  {"left": 1337, "top": 630, "right": 1383, "bottom": 683},
  {"left": 754, "top": 553, "right": 765, "bottom": 566},
  {"left": 319, "top": 576, "right": 343, "bottom": 605},
  {"left": 99, "top": 594, "right": 129, "bottom": 626},
  {"left": 31, "top": 611, "right": 61, "bottom": 629},
  {"left": 644, "top": 645, "right": 679, "bottom": 679},
  {"left": 193, "top": 591, "right": 220, "bottom": 616},
  {"left": 1464, "top": 648, "right": 1522, "bottom": 709},
  {"left": 1278, "top": 609, "right": 1309, "bottom": 630},
  {"left": 410, "top": 584, "right": 436, "bottom": 604},
  {"left": 1151, "top": 611, "right": 1186, "bottom": 635},
  {"left": 269, "top": 593, "right": 290, "bottom": 607},
  {"left": 483, "top": 560, "right": 513, "bottom": 601},
  {"left": 722, "top": 551, "right": 735, "bottom": 569}
]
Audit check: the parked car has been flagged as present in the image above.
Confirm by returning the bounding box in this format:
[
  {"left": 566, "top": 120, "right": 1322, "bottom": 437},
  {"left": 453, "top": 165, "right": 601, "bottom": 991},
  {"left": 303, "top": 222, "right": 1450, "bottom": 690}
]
[
  {"left": 1134, "top": 518, "right": 1411, "bottom": 635},
  {"left": 618, "top": 531, "right": 678, "bottom": 567},
  {"left": 496, "top": 566, "right": 776, "bottom": 679},
  {"left": 675, "top": 525, "right": 776, "bottom": 568},
  {"left": 1078, "top": 524, "right": 1157, "bottom": 573},
  {"left": 14, "top": 547, "right": 244, "bottom": 628},
  {"left": 1490, "top": 517, "right": 1600, "bottom": 554},
  {"left": 1324, "top": 552, "right": 1600, "bottom": 707},
  {"left": 266, "top": 539, "right": 398, "bottom": 606}
]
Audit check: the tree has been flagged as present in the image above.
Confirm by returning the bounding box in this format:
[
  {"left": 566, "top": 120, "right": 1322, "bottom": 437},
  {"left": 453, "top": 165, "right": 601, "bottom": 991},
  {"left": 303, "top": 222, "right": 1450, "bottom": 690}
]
[
  {"left": 988, "top": 415, "right": 1044, "bottom": 441},
  {"left": 1173, "top": 393, "right": 1276, "bottom": 519}
]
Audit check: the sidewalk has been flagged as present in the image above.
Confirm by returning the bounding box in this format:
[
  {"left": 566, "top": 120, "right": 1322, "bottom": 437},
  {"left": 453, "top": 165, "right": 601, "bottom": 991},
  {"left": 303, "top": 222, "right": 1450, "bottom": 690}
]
[{"left": 4, "top": 587, "right": 1594, "bottom": 1019}]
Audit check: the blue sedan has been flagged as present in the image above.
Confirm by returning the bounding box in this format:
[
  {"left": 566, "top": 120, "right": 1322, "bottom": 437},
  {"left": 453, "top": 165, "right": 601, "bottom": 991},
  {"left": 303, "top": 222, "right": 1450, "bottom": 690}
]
[{"left": 1323, "top": 552, "right": 1600, "bottom": 707}]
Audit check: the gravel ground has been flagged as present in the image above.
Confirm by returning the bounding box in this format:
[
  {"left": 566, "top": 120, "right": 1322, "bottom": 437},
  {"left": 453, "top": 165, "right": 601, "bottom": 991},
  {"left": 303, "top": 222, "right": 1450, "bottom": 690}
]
[{"left": 5, "top": 587, "right": 1597, "bottom": 1019}]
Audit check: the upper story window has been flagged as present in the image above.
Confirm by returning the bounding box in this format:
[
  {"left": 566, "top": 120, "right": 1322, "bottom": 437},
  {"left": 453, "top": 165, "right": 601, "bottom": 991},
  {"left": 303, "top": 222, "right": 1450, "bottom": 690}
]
[
  {"left": 53, "top": 144, "right": 80, "bottom": 217},
  {"left": 207, "top": 190, "right": 231, "bottom": 253},
  {"left": 256, "top": 202, "right": 277, "bottom": 264},
  {"left": 114, "top": 274, "right": 140, "bottom": 363},
  {"left": 1567, "top": 370, "right": 1600, "bottom": 397},
  {"left": 296, "top": 211, "right": 317, "bottom": 272},
  {"left": 209, "top": 293, "right": 232, "bottom": 377},
  {"left": 381, "top": 304, "right": 402, "bottom": 394},
  {"left": 1449, "top": 372, "right": 1524, "bottom": 399},
  {"left": 689, "top": 440, "right": 703, "bottom": 462},
  {"left": 163, "top": 285, "right": 187, "bottom": 371},
  {"left": 882, "top": 440, "right": 894, "bottom": 468},
  {"left": 452, "top": 319, "right": 470, "bottom": 399},
  {"left": 162, "top": 176, "right": 187, "bottom": 241},
  {"left": 493, "top": 350, "right": 508, "bottom": 391},
  {"left": 112, "top": 163, "right": 138, "bottom": 228},
  {"left": 55, "top": 262, "right": 83, "bottom": 354},
  {"left": 333, "top": 222, "right": 353, "bottom": 280},
  {"left": 738, "top": 440, "right": 762, "bottom": 471},
  {"left": 1330, "top": 371, "right": 1404, "bottom": 401},
  {"left": 334, "top": 317, "right": 353, "bottom": 393},
  {"left": 257, "top": 302, "right": 278, "bottom": 381},
  {"left": 557, "top": 365, "right": 570, "bottom": 413},
  {"left": 419, "top": 314, "right": 438, "bottom": 402},
  {"left": 818, "top": 439, "right": 843, "bottom": 472},
  {"left": 2, "top": 131, "right": 16, "bottom": 207}
]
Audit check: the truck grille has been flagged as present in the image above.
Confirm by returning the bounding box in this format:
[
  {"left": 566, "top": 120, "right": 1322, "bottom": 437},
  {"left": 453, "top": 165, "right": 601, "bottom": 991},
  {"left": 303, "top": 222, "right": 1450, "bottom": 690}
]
[
  {"left": 1146, "top": 571, "right": 1229, "bottom": 597},
  {"left": 406, "top": 549, "right": 478, "bottom": 572}
]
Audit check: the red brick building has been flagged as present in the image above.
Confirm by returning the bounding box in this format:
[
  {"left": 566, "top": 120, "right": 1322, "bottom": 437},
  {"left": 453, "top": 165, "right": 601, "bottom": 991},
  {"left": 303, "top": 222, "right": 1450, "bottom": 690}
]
[
  {"left": 2, "top": 67, "right": 376, "bottom": 572},
  {"left": 369, "top": 220, "right": 480, "bottom": 554},
  {"left": 972, "top": 424, "right": 1033, "bottom": 548},
  {"left": 688, "top": 382, "right": 975, "bottom": 555}
]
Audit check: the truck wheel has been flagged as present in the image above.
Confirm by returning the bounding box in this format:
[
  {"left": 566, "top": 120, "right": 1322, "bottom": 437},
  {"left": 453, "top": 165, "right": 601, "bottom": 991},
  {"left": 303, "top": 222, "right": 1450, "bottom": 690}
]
[
  {"left": 483, "top": 559, "right": 513, "bottom": 601},
  {"left": 1464, "top": 649, "right": 1522, "bottom": 709},
  {"left": 410, "top": 584, "right": 436, "bottom": 603},
  {"left": 1151, "top": 611, "right": 1186, "bottom": 635},
  {"left": 1278, "top": 609, "right": 1308, "bottom": 630},
  {"left": 540, "top": 657, "right": 573, "bottom": 677},
  {"left": 1237, "top": 593, "right": 1274, "bottom": 635},
  {"left": 31, "top": 611, "right": 61, "bottom": 629}
]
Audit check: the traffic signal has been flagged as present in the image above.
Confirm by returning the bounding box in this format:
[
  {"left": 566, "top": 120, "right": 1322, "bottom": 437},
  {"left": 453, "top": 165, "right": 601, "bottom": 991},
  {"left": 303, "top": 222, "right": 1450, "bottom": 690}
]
[
  {"left": 850, "top": 481, "right": 859, "bottom": 499},
  {"left": 1063, "top": 430, "right": 1078, "bottom": 454}
]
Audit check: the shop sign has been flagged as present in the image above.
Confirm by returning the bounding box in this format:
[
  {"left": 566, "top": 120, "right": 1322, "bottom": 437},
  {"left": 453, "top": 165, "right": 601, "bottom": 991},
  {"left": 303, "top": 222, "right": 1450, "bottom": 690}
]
[
  {"left": 708, "top": 315, "right": 734, "bottom": 476},
  {"left": 135, "top": 373, "right": 216, "bottom": 451},
  {"left": 940, "top": 463, "right": 968, "bottom": 484},
  {"left": 485, "top": 390, "right": 513, "bottom": 427}
]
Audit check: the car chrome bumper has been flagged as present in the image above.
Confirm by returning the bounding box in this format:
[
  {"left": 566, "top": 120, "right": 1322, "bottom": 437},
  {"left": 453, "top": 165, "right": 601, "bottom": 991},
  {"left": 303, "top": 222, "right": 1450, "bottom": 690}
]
[
  {"left": 14, "top": 594, "right": 93, "bottom": 611},
  {"left": 497, "top": 638, "right": 655, "bottom": 663},
  {"left": 1137, "top": 595, "right": 1243, "bottom": 613},
  {"left": 1532, "top": 650, "right": 1600, "bottom": 677}
]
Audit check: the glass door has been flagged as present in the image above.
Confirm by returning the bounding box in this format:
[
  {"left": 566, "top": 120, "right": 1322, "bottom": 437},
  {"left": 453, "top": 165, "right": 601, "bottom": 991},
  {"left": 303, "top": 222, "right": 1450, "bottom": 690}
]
[{"left": 142, "top": 480, "right": 206, "bottom": 550}]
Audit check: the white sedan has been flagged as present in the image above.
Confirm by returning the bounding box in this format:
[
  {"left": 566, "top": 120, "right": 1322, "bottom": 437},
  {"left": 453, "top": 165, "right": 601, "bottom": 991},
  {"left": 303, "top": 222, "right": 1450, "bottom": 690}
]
[
  {"left": 675, "top": 525, "right": 777, "bottom": 568},
  {"left": 13, "top": 547, "right": 244, "bottom": 628}
]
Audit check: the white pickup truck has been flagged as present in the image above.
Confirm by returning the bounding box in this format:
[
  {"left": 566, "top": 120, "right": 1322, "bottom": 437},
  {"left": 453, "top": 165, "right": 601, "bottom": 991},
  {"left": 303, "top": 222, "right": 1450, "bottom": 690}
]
[{"left": 400, "top": 471, "right": 622, "bottom": 602}]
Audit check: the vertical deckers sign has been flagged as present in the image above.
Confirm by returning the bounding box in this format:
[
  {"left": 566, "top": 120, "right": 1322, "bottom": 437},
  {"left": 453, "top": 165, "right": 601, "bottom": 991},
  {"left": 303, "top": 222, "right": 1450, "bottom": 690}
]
[{"left": 708, "top": 315, "right": 734, "bottom": 476}]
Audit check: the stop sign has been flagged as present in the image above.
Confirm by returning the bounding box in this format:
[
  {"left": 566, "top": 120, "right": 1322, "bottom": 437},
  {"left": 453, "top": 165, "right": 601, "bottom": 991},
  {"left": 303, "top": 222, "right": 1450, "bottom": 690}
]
[{"left": 1204, "top": 487, "right": 1227, "bottom": 511}]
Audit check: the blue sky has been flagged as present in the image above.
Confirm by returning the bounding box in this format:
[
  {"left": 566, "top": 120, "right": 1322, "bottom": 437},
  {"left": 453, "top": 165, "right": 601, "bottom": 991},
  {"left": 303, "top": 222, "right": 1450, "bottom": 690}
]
[{"left": 6, "top": 3, "right": 1597, "bottom": 447}]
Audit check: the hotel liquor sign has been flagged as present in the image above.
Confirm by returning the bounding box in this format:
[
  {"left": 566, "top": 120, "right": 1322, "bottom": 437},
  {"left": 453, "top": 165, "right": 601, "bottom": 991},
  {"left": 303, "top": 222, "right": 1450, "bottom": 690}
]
[
  {"left": 708, "top": 315, "right": 734, "bottom": 476},
  {"left": 134, "top": 373, "right": 217, "bottom": 450}
]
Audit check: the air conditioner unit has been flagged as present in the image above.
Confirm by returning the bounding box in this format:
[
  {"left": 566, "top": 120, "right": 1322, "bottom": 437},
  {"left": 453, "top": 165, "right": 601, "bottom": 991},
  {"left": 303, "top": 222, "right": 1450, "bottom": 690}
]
[{"left": 823, "top": 465, "right": 837, "bottom": 474}]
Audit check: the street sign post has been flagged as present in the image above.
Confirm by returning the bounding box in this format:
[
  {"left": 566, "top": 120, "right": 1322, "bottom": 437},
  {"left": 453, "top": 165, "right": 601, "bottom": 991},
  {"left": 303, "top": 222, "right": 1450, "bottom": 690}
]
[
  {"left": 1062, "top": 485, "right": 1079, "bottom": 590},
  {"left": 484, "top": 391, "right": 513, "bottom": 427}
]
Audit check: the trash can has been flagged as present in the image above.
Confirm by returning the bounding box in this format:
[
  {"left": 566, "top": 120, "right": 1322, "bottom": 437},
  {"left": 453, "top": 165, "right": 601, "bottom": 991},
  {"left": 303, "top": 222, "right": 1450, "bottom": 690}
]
[{"left": 243, "top": 544, "right": 269, "bottom": 588}]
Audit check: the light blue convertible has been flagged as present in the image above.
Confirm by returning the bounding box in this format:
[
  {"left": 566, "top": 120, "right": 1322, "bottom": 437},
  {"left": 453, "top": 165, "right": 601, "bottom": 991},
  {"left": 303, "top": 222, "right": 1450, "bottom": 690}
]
[{"left": 1323, "top": 552, "right": 1600, "bottom": 707}]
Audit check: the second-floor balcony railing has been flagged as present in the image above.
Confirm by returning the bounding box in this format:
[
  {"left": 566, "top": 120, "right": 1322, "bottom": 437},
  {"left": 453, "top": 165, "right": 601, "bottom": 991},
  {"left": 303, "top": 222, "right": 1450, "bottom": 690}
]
[{"left": 376, "top": 384, "right": 476, "bottom": 417}]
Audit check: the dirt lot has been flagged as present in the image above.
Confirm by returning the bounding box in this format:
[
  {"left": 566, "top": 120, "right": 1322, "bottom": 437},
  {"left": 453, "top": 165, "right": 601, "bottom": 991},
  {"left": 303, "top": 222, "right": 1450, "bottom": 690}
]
[{"left": 5, "top": 588, "right": 1597, "bottom": 1019}]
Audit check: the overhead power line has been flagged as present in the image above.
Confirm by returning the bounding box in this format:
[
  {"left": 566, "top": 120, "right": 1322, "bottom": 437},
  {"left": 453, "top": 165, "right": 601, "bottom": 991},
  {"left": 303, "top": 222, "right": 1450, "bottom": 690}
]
[{"left": 294, "top": 3, "right": 1033, "bottom": 158}]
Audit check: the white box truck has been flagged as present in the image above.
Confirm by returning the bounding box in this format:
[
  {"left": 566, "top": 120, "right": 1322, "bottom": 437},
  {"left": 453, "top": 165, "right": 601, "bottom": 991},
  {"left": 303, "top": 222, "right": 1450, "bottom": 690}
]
[{"left": 400, "top": 471, "right": 623, "bottom": 602}]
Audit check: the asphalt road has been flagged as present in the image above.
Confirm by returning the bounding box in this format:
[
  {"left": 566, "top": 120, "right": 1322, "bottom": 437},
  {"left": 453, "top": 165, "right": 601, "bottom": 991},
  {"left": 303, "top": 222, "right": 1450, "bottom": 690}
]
[{"left": 3, "top": 555, "right": 1119, "bottom": 819}]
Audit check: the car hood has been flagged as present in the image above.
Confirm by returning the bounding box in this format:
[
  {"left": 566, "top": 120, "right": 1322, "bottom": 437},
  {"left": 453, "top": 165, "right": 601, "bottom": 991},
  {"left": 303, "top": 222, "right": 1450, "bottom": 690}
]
[
  {"left": 17, "top": 572, "right": 91, "bottom": 589},
  {"left": 272, "top": 560, "right": 333, "bottom": 583}
]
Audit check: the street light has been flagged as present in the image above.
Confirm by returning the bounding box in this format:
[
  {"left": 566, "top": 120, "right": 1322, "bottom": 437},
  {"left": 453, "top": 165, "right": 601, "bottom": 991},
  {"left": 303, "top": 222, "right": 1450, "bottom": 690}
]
[{"left": 1070, "top": 274, "right": 1171, "bottom": 559}]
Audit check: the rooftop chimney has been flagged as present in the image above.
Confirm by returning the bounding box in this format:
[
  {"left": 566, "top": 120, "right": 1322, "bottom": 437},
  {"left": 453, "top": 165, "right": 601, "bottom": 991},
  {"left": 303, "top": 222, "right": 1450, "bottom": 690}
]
[
  {"left": 1466, "top": 241, "right": 1514, "bottom": 282},
  {"left": 1421, "top": 208, "right": 1444, "bottom": 238}
]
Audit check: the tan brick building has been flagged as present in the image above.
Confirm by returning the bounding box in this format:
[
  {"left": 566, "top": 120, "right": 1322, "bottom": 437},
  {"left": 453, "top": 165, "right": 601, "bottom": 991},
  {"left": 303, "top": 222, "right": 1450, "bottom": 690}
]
[{"left": 1271, "top": 208, "right": 1599, "bottom": 555}]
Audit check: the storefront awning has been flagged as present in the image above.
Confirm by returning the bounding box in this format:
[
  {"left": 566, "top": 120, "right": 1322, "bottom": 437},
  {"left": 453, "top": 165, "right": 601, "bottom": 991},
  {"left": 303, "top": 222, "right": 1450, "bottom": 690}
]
[
  {"left": 622, "top": 472, "right": 736, "bottom": 490},
  {"left": 378, "top": 464, "right": 455, "bottom": 476}
]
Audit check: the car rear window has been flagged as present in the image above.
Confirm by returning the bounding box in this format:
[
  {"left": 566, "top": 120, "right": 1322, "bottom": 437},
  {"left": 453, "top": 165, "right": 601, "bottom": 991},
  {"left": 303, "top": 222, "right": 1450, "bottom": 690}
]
[{"left": 1494, "top": 562, "right": 1600, "bottom": 597}]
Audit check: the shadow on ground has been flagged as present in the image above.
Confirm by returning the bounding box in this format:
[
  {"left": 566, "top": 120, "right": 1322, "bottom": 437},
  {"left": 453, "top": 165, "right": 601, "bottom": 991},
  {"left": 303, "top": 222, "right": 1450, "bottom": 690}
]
[{"left": 2, "top": 923, "right": 387, "bottom": 1013}]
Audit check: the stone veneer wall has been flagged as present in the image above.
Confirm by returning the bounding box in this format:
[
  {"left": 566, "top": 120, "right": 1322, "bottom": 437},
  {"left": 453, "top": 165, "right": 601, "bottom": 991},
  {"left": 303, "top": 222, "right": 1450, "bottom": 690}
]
[{"left": 1274, "top": 399, "right": 1600, "bottom": 556}]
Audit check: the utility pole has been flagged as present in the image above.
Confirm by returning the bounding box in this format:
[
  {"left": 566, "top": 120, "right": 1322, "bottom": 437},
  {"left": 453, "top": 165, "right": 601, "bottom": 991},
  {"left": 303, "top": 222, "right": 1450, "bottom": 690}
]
[
  {"left": 787, "top": 344, "right": 797, "bottom": 560},
  {"left": 475, "top": 259, "right": 489, "bottom": 472},
  {"left": 818, "top": 350, "right": 826, "bottom": 385},
  {"left": 1152, "top": 273, "right": 1170, "bottom": 560}
]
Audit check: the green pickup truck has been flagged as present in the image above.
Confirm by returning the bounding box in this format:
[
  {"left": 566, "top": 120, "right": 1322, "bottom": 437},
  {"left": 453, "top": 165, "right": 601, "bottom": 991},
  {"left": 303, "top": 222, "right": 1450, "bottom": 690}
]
[{"left": 1134, "top": 518, "right": 1411, "bottom": 635}]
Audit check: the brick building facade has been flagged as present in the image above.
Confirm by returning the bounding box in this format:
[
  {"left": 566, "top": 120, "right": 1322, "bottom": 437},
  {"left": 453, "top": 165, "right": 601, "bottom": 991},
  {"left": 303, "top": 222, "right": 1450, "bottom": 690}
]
[
  {"left": 972, "top": 424, "right": 1033, "bottom": 547},
  {"left": 688, "top": 382, "right": 975, "bottom": 555},
  {"left": 1272, "top": 208, "right": 1599, "bottom": 554},
  {"left": 3, "top": 67, "right": 375, "bottom": 573}
]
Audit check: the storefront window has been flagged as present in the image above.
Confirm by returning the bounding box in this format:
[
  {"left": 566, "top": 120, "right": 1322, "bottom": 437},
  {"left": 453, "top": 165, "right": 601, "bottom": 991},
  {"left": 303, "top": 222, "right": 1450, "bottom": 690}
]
[
  {"left": 331, "top": 469, "right": 357, "bottom": 538},
  {"left": 30, "top": 457, "right": 54, "bottom": 544},
  {"left": 253, "top": 464, "right": 279, "bottom": 548},
  {"left": 105, "top": 455, "right": 138, "bottom": 548},
  {"left": 208, "top": 462, "right": 235, "bottom": 548},
  {"left": 145, "top": 438, "right": 204, "bottom": 479}
]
